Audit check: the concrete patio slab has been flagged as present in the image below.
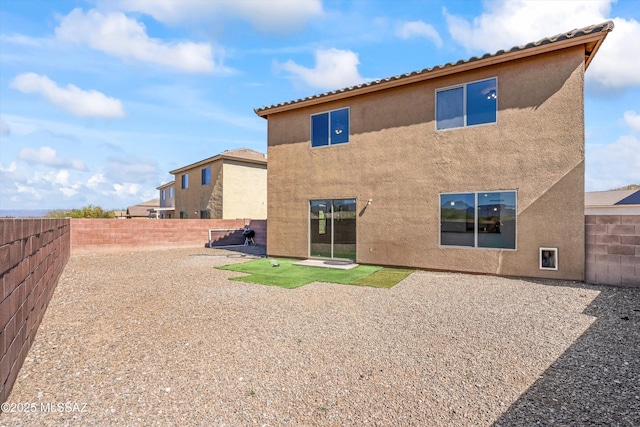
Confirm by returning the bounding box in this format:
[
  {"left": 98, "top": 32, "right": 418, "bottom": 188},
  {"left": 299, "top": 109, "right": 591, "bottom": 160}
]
[{"left": 294, "top": 259, "right": 359, "bottom": 269}]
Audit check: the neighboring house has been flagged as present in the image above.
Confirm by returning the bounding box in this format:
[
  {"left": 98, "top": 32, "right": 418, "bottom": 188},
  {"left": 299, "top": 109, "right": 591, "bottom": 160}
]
[
  {"left": 586, "top": 189, "right": 640, "bottom": 215},
  {"left": 126, "top": 199, "right": 160, "bottom": 219},
  {"left": 154, "top": 181, "right": 176, "bottom": 218},
  {"left": 255, "top": 22, "right": 614, "bottom": 281},
  {"left": 113, "top": 210, "right": 127, "bottom": 219},
  {"left": 170, "top": 148, "right": 267, "bottom": 219}
]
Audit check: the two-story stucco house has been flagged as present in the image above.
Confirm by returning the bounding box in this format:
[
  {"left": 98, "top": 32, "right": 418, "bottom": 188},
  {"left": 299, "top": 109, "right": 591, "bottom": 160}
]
[
  {"left": 155, "top": 181, "right": 175, "bottom": 218},
  {"left": 255, "top": 22, "right": 613, "bottom": 281},
  {"left": 170, "top": 148, "right": 267, "bottom": 220}
]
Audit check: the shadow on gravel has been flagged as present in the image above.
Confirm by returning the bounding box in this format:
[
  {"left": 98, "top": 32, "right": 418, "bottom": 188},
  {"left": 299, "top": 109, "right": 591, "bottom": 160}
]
[
  {"left": 493, "top": 283, "right": 640, "bottom": 427},
  {"left": 201, "top": 244, "right": 267, "bottom": 258}
]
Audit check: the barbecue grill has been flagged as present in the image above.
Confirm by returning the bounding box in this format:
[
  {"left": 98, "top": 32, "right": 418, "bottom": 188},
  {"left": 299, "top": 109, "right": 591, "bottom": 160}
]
[{"left": 242, "top": 228, "right": 255, "bottom": 245}]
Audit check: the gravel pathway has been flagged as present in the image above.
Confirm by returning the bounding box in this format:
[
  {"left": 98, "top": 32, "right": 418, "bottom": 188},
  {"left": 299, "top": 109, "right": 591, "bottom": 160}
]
[{"left": 2, "top": 248, "right": 639, "bottom": 426}]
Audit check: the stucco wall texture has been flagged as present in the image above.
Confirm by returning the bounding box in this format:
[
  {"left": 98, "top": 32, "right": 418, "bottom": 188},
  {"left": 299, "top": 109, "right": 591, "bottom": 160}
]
[
  {"left": 223, "top": 161, "right": 268, "bottom": 220},
  {"left": 174, "top": 160, "right": 266, "bottom": 220},
  {"left": 266, "top": 47, "right": 587, "bottom": 280}
]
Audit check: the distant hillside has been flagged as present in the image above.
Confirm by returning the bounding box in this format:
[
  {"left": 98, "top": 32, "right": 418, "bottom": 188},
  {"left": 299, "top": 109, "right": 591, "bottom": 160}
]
[{"left": 608, "top": 184, "right": 640, "bottom": 191}]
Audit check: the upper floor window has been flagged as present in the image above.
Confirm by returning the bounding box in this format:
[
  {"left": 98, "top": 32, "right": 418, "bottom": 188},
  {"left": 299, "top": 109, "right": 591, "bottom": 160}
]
[
  {"left": 436, "top": 78, "right": 497, "bottom": 130},
  {"left": 169, "top": 186, "right": 174, "bottom": 198},
  {"left": 181, "top": 174, "right": 188, "bottom": 189},
  {"left": 202, "top": 167, "right": 211, "bottom": 185},
  {"left": 311, "top": 107, "right": 349, "bottom": 147},
  {"left": 160, "top": 189, "right": 166, "bottom": 200}
]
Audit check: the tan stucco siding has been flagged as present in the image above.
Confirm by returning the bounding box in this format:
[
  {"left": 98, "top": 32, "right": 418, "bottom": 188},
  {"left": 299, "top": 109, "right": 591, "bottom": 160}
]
[
  {"left": 222, "top": 160, "right": 267, "bottom": 219},
  {"left": 266, "top": 47, "right": 586, "bottom": 280},
  {"left": 158, "top": 184, "right": 174, "bottom": 208},
  {"left": 174, "top": 160, "right": 223, "bottom": 218}
]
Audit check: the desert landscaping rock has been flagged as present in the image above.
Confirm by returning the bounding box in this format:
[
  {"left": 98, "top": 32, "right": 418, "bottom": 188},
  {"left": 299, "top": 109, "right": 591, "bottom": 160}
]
[{"left": 2, "top": 248, "right": 639, "bottom": 426}]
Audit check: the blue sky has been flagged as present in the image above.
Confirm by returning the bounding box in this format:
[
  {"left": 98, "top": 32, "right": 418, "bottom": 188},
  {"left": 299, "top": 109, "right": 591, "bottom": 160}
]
[{"left": 1, "top": 0, "right": 639, "bottom": 210}]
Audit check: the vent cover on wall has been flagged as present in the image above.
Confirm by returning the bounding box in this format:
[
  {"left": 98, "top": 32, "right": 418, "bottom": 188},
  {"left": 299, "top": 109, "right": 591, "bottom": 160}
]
[{"left": 539, "top": 247, "right": 558, "bottom": 270}]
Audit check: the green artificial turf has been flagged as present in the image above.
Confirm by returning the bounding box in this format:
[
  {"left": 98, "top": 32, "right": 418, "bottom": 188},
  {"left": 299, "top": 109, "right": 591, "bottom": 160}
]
[
  {"left": 217, "top": 258, "right": 413, "bottom": 289},
  {"left": 350, "top": 268, "right": 415, "bottom": 288}
]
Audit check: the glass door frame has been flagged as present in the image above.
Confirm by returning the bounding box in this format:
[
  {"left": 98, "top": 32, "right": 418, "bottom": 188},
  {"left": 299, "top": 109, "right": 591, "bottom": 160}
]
[{"left": 308, "top": 198, "right": 357, "bottom": 260}]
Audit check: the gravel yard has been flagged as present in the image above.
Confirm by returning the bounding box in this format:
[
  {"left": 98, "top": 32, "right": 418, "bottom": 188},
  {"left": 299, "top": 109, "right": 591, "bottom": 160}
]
[{"left": 2, "top": 247, "right": 639, "bottom": 426}]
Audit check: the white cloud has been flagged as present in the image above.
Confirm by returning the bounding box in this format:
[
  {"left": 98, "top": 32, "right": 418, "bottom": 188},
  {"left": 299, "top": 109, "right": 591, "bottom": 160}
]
[
  {"left": 279, "top": 48, "right": 368, "bottom": 91},
  {"left": 0, "top": 162, "right": 28, "bottom": 187},
  {"left": 59, "top": 187, "right": 79, "bottom": 197},
  {"left": 586, "top": 134, "right": 640, "bottom": 190},
  {"left": 55, "top": 8, "right": 220, "bottom": 73},
  {"left": 397, "top": 21, "right": 443, "bottom": 47},
  {"left": 107, "top": 0, "right": 323, "bottom": 33},
  {"left": 445, "top": 0, "right": 609, "bottom": 52},
  {"left": 0, "top": 33, "right": 44, "bottom": 47},
  {"left": 0, "top": 162, "right": 18, "bottom": 173},
  {"left": 15, "top": 183, "right": 42, "bottom": 199},
  {"left": 586, "top": 17, "right": 640, "bottom": 93},
  {"left": 104, "top": 156, "right": 160, "bottom": 183},
  {"left": 11, "top": 73, "right": 125, "bottom": 118},
  {"left": 32, "top": 170, "right": 76, "bottom": 188},
  {"left": 87, "top": 173, "right": 107, "bottom": 189},
  {"left": 53, "top": 170, "right": 71, "bottom": 186},
  {"left": 113, "top": 182, "right": 142, "bottom": 197},
  {"left": 623, "top": 111, "right": 640, "bottom": 132},
  {"left": 444, "top": 0, "right": 640, "bottom": 92},
  {"left": 18, "top": 146, "right": 87, "bottom": 170}
]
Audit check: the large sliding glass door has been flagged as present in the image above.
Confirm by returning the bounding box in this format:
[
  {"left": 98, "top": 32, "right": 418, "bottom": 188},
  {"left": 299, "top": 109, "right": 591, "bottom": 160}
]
[{"left": 310, "top": 199, "right": 356, "bottom": 260}]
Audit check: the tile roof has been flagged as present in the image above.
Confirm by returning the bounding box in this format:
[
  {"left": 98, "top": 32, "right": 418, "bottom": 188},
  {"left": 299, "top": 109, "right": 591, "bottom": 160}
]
[
  {"left": 156, "top": 181, "right": 174, "bottom": 190},
  {"left": 255, "top": 21, "right": 613, "bottom": 117},
  {"left": 169, "top": 148, "right": 267, "bottom": 174}
]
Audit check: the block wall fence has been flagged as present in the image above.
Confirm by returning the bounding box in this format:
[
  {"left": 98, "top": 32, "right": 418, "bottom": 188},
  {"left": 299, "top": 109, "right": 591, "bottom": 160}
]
[
  {"left": 1, "top": 219, "right": 71, "bottom": 404},
  {"left": 585, "top": 215, "right": 640, "bottom": 286},
  {"left": 70, "top": 219, "right": 266, "bottom": 254}
]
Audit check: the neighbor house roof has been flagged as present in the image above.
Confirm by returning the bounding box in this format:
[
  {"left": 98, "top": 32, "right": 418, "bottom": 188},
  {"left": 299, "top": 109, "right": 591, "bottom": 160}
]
[
  {"left": 156, "top": 181, "right": 174, "bottom": 190},
  {"left": 586, "top": 189, "right": 640, "bottom": 207},
  {"left": 255, "top": 21, "right": 613, "bottom": 118},
  {"left": 169, "top": 148, "right": 267, "bottom": 174},
  {"left": 126, "top": 199, "right": 160, "bottom": 217},
  {"left": 616, "top": 190, "right": 640, "bottom": 205}
]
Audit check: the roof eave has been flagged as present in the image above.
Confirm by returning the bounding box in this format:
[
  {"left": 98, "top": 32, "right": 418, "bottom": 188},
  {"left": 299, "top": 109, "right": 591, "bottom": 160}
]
[{"left": 169, "top": 154, "right": 266, "bottom": 174}]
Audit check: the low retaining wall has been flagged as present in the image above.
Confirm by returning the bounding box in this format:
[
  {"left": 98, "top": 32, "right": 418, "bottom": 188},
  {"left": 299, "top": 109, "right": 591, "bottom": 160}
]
[
  {"left": 0, "top": 219, "right": 71, "bottom": 404},
  {"left": 71, "top": 219, "right": 266, "bottom": 254},
  {"left": 586, "top": 215, "right": 640, "bottom": 286}
]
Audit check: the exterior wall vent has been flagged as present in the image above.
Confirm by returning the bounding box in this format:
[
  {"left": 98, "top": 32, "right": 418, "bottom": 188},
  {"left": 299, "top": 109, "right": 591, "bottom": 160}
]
[{"left": 540, "top": 247, "right": 558, "bottom": 270}]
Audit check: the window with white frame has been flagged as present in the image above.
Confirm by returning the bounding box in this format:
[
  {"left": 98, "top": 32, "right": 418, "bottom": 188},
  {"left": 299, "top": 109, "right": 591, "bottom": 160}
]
[
  {"left": 436, "top": 78, "right": 497, "bottom": 130},
  {"left": 181, "top": 174, "right": 188, "bottom": 189},
  {"left": 440, "top": 191, "right": 516, "bottom": 249},
  {"left": 169, "top": 186, "right": 174, "bottom": 198},
  {"left": 160, "top": 189, "right": 166, "bottom": 200},
  {"left": 311, "top": 107, "right": 349, "bottom": 147}
]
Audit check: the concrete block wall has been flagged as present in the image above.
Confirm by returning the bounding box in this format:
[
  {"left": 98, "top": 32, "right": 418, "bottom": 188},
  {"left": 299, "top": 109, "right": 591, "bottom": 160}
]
[
  {"left": 586, "top": 215, "right": 640, "bottom": 286},
  {"left": 0, "top": 219, "right": 71, "bottom": 404},
  {"left": 71, "top": 219, "right": 266, "bottom": 254}
]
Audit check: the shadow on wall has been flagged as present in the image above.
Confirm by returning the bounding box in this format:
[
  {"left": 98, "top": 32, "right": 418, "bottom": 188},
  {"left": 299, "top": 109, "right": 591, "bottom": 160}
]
[{"left": 493, "top": 282, "right": 640, "bottom": 426}]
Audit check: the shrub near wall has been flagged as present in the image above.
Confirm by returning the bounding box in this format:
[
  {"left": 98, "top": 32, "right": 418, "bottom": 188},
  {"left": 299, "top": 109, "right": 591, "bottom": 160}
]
[
  {"left": 0, "top": 219, "right": 71, "bottom": 404},
  {"left": 70, "top": 219, "right": 266, "bottom": 254}
]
